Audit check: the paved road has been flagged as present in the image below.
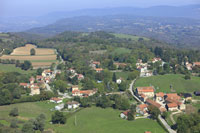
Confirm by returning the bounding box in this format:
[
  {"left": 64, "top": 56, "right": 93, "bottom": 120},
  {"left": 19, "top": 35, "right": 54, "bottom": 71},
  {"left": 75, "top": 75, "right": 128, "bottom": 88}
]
[
  {"left": 128, "top": 79, "right": 144, "bottom": 104},
  {"left": 45, "top": 83, "right": 52, "bottom": 92},
  {"left": 158, "top": 115, "right": 176, "bottom": 133}
]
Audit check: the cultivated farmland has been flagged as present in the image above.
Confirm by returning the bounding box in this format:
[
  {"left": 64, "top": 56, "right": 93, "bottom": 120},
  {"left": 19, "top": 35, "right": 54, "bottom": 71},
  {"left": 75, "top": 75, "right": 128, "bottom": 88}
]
[{"left": 0, "top": 44, "right": 58, "bottom": 68}]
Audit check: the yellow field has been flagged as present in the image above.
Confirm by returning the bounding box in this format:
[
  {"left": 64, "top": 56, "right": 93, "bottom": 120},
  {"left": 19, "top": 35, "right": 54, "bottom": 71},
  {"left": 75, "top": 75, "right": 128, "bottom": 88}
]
[
  {"left": 11, "top": 44, "right": 55, "bottom": 55},
  {"left": 0, "top": 44, "right": 58, "bottom": 68}
]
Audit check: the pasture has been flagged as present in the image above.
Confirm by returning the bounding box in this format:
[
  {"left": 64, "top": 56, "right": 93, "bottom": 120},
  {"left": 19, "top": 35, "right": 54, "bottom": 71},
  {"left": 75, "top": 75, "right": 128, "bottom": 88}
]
[
  {"left": 134, "top": 74, "right": 200, "bottom": 93},
  {"left": 0, "top": 102, "right": 166, "bottom": 133},
  {"left": 0, "top": 64, "right": 36, "bottom": 74},
  {"left": 114, "top": 33, "right": 150, "bottom": 41}
]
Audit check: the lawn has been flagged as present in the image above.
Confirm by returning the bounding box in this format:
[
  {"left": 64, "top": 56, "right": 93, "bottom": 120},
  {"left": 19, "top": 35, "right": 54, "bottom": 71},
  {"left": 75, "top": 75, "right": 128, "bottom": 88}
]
[
  {"left": 114, "top": 71, "right": 131, "bottom": 80},
  {"left": 111, "top": 47, "right": 131, "bottom": 55},
  {"left": 0, "top": 102, "right": 166, "bottom": 133},
  {"left": 0, "top": 64, "right": 36, "bottom": 74},
  {"left": 134, "top": 74, "right": 200, "bottom": 93},
  {"left": 113, "top": 33, "right": 150, "bottom": 41}
]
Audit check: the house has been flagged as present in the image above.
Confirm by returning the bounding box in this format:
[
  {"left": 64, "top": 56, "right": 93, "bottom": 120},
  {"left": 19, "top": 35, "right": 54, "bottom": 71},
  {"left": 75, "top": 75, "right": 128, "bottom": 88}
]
[
  {"left": 116, "top": 78, "right": 122, "bottom": 84},
  {"left": 29, "top": 77, "right": 35, "bottom": 84},
  {"left": 139, "top": 94, "right": 148, "bottom": 102},
  {"left": 183, "top": 93, "right": 192, "bottom": 101},
  {"left": 144, "top": 131, "right": 152, "bottom": 133},
  {"left": 19, "top": 83, "right": 29, "bottom": 88},
  {"left": 78, "top": 74, "right": 84, "bottom": 80},
  {"left": 72, "top": 89, "right": 97, "bottom": 97},
  {"left": 136, "top": 104, "right": 148, "bottom": 116},
  {"left": 36, "top": 75, "right": 43, "bottom": 81},
  {"left": 186, "top": 63, "right": 193, "bottom": 70},
  {"left": 146, "top": 99, "right": 166, "bottom": 113},
  {"left": 194, "top": 91, "right": 200, "bottom": 96},
  {"left": 152, "top": 57, "right": 162, "bottom": 63},
  {"left": 50, "top": 97, "right": 63, "bottom": 104},
  {"left": 95, "top": 68, "right": 103, "bottom": 73},
  {"left": 193, "top": 62, "right": 200, "bottom": 67},
  {"left": 167, "top": 103, "right": 178, "bottom": 111},
  {"left": 30, "top": 86, "right": 40, "bottom": 95},
  {"left": 69, "top": 68, "right": 76, "bottom": 74},
  {"left": 120, "top": 110, "right": 130, "bottom": 119},
  {"left": 165, "top": 93, "right": 181, "bottom": 101},
  {"left": 136, "top": 86, "right": 155, "bottom": 98},
  {"left": 55, "top": 103, "right": 64, "bottom": 111},
  {"left": 114, "top": 62, "right": 127, "bottom": 68},
  {"left": 42, "top": 69, "right": 52, "bottom": 77},
  {"left": 165, "top": 96, "right": 185, "bottom": 111},
  {"left": 155, "top": 92, "right": 165, "bottom": 102},
  {"left": 71, "top": 85, "right": 79, "bottom": 91},
  {"left": 66, "top": 101, "right": 80, "bottom": 109}
]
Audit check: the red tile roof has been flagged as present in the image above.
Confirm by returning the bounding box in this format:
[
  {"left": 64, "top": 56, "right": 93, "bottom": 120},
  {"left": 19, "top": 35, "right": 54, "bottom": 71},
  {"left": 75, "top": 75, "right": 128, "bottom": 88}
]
[
  {"left": 138, "top": 104, "right": 148, "bottom": 111},
  {"left": 167, "top": 103, "right": 178, "bottom": 108},
  {"left": 156, "top": 92, "right": 165, "bottom": 97},
  {"left": 122, "top": 110, "right": 130, "bottom": 116},
  {"left": 67, "top": 101, "right": 79, "bottom": 105},
  {"left": 51, "top": 97, "right": 62, "bottom": 102},
  {"left": 146, "top": 99, "right": 161, "bottom": 108},
  {"left": 20, "top": 83, "right": 28, "bottom": 86},
  {"left": 194, "top": 62, "right": 200, "bottom": 66},
  {"left": 137, "top": 87, "right": 154, "bottom": 92},
  {"left": 166, "top": 93, "right": 180, "bottom": 100}
]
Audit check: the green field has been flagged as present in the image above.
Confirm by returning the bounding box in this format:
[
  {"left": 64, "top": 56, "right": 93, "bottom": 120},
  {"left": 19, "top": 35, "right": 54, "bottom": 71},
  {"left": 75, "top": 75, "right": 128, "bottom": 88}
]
[
  {"left": 114, "top": 33, "right": 150, "bottom": 41},
  {"left": 0, "top": 64, "right": 36, "bottom": 74},
  {"left": 114, "top": 71, "right": 131, "bottom": 80},
  {"left": 0, "top": 102, "right": 166, "bottom": 133},
  {"left": 135, "top": 74, "right": 200, "bottom": 93},
  {"left": 112, "top": 48, "right": 131, "bottom": 55}
]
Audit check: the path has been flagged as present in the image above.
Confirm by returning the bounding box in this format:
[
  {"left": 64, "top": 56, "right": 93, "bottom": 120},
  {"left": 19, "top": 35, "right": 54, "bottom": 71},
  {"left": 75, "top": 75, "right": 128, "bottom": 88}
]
[
  {"left": 158, "top": 115, "right": 176, "bottom": 133},
  {"left": 170, "top": 110, "right": 182, "bottom": 124}
]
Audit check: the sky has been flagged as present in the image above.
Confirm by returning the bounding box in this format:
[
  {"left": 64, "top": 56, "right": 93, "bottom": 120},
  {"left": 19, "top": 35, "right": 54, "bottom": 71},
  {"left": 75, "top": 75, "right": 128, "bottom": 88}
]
[{"left": 0, "top": 0, "right": 199, "bottom": 17}]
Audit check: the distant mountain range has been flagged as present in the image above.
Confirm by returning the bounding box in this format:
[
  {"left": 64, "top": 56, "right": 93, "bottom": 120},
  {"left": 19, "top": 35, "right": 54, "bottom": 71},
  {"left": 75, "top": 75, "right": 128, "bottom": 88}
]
[{"left": 0, "top": 4, "right": 200, "bottom": 32}]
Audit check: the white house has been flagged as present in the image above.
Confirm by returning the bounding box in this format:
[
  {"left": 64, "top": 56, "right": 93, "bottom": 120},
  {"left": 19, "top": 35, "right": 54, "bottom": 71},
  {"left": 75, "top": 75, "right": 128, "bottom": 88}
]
[
  {"left": 136, "top": 104, "right": 148, "bottom": 116},
  {"left": 55, "top": 103, "right": 64, "bottom": 111},
  {"left": 120, "top": 110, "right": 130, "bottom": 119},
  {"left": 136, "top": 86, "right": 155, "bottom": 98},
  {"left": 66, "top": 101, "right": 80, "bottom": 109},
  {"left": 50, "top": 97, "right": 63, "bottom": 104},
  {"left": 116, "top": 78, "right": 122, "bottom": 84}
]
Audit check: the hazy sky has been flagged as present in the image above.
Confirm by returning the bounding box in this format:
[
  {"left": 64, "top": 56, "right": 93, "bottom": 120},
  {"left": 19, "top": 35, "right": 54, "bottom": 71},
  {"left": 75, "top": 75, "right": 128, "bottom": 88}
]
[{"left": 0, "top": 0, "right": 199, "bottom": 17}]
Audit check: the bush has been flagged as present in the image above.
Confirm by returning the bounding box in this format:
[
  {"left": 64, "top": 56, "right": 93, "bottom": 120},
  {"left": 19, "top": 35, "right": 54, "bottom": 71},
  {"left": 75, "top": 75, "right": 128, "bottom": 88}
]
[
  {"left": 10, "top": 119, "right": 19, "bottom": 128},
  {"left": 9, "top": 107, "right": 19, "bottom": 117},
  {"left": 51, "top": 111, "right": 66, "bottom": 124}
]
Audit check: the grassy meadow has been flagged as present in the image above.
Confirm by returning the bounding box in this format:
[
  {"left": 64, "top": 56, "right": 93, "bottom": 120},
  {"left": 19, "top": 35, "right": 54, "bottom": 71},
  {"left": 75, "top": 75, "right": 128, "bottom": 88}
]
[
  {"left": 134, "top": 74, "right": 200, "bottom": 93},
  {"left": 0, "top": 64, "right": 36, "bottom": 74},
  {"left": 0, "top": 102, "right": 166, "bottom": 133}
]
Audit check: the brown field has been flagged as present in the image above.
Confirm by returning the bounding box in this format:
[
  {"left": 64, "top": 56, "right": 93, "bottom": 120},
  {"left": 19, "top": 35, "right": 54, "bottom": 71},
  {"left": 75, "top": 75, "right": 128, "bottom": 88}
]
[
  {"left": 11, "top": 44, "right": 55, "bottom": 55},
  {"left": 0, "top": 44, "right": 58, "bottom": 68},
  {"left": 0, "top": 55, "right": 57, "bottom": 61}
]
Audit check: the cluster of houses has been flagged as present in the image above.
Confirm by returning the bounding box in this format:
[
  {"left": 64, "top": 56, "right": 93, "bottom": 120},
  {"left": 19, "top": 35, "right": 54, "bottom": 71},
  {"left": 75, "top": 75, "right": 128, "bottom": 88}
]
[
  {"left": 68, "top": 68, "right": 84, "bottom": 80},
  {"left": 90, "top": 61, "right": 103, "bottom": 73},
  {"left": 121, "top": 86, "right": 188, "bottom": 119},
  {"left": 71, "top": 85, "right": 98, "bottom": 97},
  {"left": 50, "top": 97, "right": 80, "bottom": 111},
  {"left": 185, "top": 62, "right": 200, "bottom": 71},
  {"left": 136, "top": 58, "right": 165, "bottom": 77},
  {"left": 19, "top": 69, "right": 59, "bottom": 95}
]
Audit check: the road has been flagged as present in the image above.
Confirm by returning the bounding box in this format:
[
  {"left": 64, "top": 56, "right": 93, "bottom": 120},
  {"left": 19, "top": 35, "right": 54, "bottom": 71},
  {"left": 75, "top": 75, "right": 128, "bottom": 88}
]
[
  {"left": 128, "top": 79, "right": 144, "bottom": 104},
  {"left": 129, "top": 78, "right": 176, "bottom": 133},
  {"left": 158, "top": 115, "right": 176, "bottom": 133}
]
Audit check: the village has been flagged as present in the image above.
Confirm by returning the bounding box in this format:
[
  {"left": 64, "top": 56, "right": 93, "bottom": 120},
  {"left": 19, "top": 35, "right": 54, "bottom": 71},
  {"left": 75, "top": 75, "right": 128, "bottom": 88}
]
[{"left": 15, "top": 55, "right": 200, "bottom": 133}]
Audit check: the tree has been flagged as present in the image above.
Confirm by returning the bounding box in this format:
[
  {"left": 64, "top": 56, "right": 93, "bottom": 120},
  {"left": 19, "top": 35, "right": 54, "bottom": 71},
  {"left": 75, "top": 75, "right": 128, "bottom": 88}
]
[
  {"left": 30, "top": 48, "right": 36, "bottom": 56},
  {"left": 21, "top": 61, "right": 32, "bottom": 70},
  {"left": 51, "top": 111, "right": 66, "bottom": 124},
  {"left": 118, "top": 81, "right": 127, "bottom": 91},
  {"left": 96, "top": 94, "right": 112, "bottom": 108},
  {"left": 22, "top": 120, "right": 35, "bottom": 133},
  {"left": 114, "top": 96, "right": 130, "bottom": 110},
  {"left": 36, "top": 68, "right": 44, "bottom": 75},
  {"left": 162, "top": 111, "right": 168, "bottom": 119},
  {"left": 33, "top": 114, "right": 46, "bottom": 131},
  {"left": 184, "top": 74, "right": 191, "bottom": 80},
  {"left": 53, "top": 80, "right": 68, "bottom": 93},
  {"left": 9, "top": 107, "right": 19, "bottom": 117},
  {"left": 112, "top": 72, "right": 117, "bottom": 82},
  {"left": 10, "top": 119, "right": 18, "bottom": 128},
  {"left": 148, "top": 105, "right": 160, "bottom": 120},
  {"left": 127, "top": 111, "right": 134, "bottom": 121}
]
